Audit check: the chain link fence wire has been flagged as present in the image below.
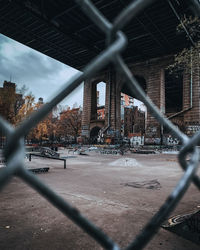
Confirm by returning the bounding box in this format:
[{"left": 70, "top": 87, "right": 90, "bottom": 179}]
[{"left": 0, "top": 0, "right": 200, "bottom": 249}]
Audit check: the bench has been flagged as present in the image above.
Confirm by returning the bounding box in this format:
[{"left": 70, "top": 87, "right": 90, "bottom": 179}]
[{"left": 28, "top": 153, "right": 66, "bottom": 169}]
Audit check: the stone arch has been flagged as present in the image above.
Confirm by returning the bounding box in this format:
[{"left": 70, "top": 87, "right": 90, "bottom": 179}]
[
  {"left": 90, "top": 126, "right": 101, "bottom": 137},
  {"left": 89, "top": 77, "right": 107, "bottom": 121},
  {"left": 135, "top": 75, "right": 147, "bottom": 92},
  {"left": 165, "top": 69, "right": 183, "bottom": 113},
  {"left": 90, "top": 120, "right": 105, "bottom": 130},
  {"left": 120, "top": 75, "right": 147, "bottom": 98},
  {"left": 90, "top": 126, "right": 101, "bottom": 143}
]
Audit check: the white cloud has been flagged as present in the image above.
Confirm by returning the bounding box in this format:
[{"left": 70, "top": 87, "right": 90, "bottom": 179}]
[{"left": 0, "top": 34, "right": 83, "bottom": 108}]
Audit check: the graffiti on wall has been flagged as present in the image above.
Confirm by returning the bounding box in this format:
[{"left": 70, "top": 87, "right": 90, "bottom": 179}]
[{"left": 186, "top": 126, "right": 200, "bottom": 136}]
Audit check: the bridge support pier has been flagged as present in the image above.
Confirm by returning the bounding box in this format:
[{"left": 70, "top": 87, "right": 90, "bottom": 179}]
[
  {"left": 81, "top": 70, "right": 121, "bottom": 142},
  {"left": 183, "top": 58, "right": 200, "bottom": 136},
  {"left": 145, "top": 67, "right": 165, "bottom": 144},
  {"left": 82, "top": 56, "right": 200, "bottom": 144}
]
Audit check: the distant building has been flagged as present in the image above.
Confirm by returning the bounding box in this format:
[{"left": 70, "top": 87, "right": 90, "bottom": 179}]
[
  {"left": 38, "top": 97, "right": 44, "bottom": 105},
  {"left": 121, "top": 93, "right": 134, "bottom": 106},
  {"left": 97, "top": 91, "right": 100, "bottom": 107},
  {"left": 121, "top": 93, "right": 135, "bottom": 135},
  {"left": 97, "top": 105, "right": 105, "bottom": 119},
  {"left": 0, "top": 81, "right": 24, "bottom": 123},
  {"left": 132, "top": 106, "right": 145, "bottom": 134},
  {"left": 123, "top": 106, "right": 145, "bottom": 137},
  {"left": 0, "top": 81, "right": 24, "bottom": 147},
  {"left": 130, "top": 133, "right": 144, "bottom": 146},
  {"left": 120, "top": 93, "right": 145, "bottom": 137}
]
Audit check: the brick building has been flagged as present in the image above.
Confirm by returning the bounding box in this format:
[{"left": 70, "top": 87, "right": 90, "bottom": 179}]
[
  {"left": 96, "top": 90, "right": 105, "bottom": 120},
  {"left": 120, "top": 93, "right": 145, "bottom": 137},
  {"left": 123, "top": 106, "right": 145, "bottom": 137},
  {"left": 0, "top": 81, "right": 24, "bottom": 147},
  {"left": 97, "top": 105, "right": 105, "bottom": 120},
  {"left": 121, "top": 93, "right": 134, "bottom": 107},
  {"left": 0, "top": 81, "right": 24, "bottom": 123},
  {"left": 82, "top": 53, "right": 200, "bottom": 145}
]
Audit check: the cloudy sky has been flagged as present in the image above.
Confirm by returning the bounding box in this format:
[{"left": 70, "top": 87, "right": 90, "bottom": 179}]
[
  {"left": 0, "top": 33, "right": 85, "bottom": 108},
  {"left": 0, "top": 33, "right": 144, "bottom": 109}
]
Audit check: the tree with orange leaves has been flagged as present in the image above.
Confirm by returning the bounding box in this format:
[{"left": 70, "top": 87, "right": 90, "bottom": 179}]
[
  {"left": 16, "top": 95, "right": 57, "bottom": 143},
  {"left": 57, "top": 107, "right": 82, "bottom": 142}
]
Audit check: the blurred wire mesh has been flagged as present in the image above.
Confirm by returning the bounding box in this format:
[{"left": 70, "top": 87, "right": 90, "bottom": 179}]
[{"left": 0, "top": 0, "right": 200, "bottom": 249}]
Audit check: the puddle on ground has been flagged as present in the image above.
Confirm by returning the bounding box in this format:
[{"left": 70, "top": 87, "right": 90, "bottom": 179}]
[{"left": 122, "top": 179, "right": 161, "bottom": 190}]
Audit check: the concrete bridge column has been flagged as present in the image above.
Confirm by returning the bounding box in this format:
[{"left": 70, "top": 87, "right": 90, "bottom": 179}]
[
  {"left": 104, "top": 71, "right": 121, "bottom": 133},
  {"left": 81, "top": 73, "right": 109, "bottom": 140},
  {"left": 91, "top": 83, "right": 97, "bottom": 120},
  {"left": 145, "top": 67, "right": 165, "bottom": 144},
  {"left": 183, "top": 59, "right": 200, "bottom": 136},
  {"left": 81, "top": 79, "right": 92, "bottom": 139}
]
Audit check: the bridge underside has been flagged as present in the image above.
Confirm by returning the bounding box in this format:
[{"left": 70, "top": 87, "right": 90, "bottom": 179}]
[
  {"left": 0, "top": 0, "right": 194, "bottom": 69},
  {"left": 0, "top": 0, "right": 199, "bottom": 144}
]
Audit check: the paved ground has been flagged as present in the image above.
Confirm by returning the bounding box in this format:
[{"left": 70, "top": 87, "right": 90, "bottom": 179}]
[{"left": 0, "top": 150, "right": 199, "bottom": 250}]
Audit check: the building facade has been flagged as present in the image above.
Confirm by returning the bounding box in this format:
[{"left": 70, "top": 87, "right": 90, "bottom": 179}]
[
  {"left": 123, "top": 106, "right": 145, "bottom": 137},
  {"left": 0, "top": 81, "right": 24, "bottom": 123},
  {"left": 0, "top": 81, "right": 24, "bottom": 147}
]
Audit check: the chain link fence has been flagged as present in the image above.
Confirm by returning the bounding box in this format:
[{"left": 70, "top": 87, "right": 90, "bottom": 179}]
[{"left": 0, "top": 0, "right": 200, "bottom": 249}]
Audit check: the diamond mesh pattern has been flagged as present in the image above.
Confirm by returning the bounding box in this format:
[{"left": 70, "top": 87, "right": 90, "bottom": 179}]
[{"left": 0, "top": 0, "right": 200, "bottom": 249}]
